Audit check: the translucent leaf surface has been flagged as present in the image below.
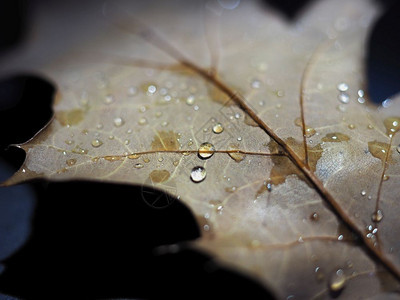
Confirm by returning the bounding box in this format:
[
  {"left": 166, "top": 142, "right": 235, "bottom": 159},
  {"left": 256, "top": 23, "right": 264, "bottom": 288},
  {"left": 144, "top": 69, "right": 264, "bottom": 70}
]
[{"left": 2, "top": 0, "right": 400, "bottom": 298}]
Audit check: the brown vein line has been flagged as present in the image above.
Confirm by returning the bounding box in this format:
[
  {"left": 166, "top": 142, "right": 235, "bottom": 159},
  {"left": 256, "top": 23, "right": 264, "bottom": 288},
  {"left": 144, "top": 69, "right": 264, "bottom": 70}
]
[
  {"left": 99, "top": 150, "right": 285, "bottom": 159},
  {"left": 105, "top": 14, "right": 400, "bottom": 281}
]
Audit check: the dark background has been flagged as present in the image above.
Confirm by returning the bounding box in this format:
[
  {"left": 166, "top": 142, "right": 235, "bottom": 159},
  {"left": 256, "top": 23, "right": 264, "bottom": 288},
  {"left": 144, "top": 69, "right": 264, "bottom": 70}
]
[{"left": 0, "top": 0, "right": 400, "bottom": 299}]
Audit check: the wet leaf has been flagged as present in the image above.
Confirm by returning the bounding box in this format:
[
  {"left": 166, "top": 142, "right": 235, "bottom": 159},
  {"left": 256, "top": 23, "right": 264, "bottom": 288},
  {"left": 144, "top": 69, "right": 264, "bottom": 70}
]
[{"left": 2, "top": 0, "right": 400, "bottom": 298}]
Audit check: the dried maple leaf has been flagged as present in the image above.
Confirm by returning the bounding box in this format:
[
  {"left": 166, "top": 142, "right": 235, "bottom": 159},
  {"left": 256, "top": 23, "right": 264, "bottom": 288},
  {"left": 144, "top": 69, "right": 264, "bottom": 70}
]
[{"left": 2, "top": 0, "right": 400, "bottom": 298}]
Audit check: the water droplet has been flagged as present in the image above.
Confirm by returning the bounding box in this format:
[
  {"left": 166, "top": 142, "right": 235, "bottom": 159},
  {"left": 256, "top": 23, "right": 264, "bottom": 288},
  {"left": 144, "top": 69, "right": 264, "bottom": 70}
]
[
  {"left": 310, "top": 212, "right": 319, "bottom": 221},
  {"left": 212, "top": 123, "right": 224, "bottom": 134},
  {"left": 337, "top": 83, "right": 349, "bottom": 92},
  {"left": 203, "top": 224, "right": 210, "bottom": 231},
  {"left": 155, "top": 111, "right": 162, "bottom": 118},
  {"left": 338, "top": 234, "right": 344, "bottom": 241},
  {"left": 65, "top": 140, "right": 74, "bottom": 145},
  {"left": 228, "top": 144, "right": 246, "bottom": 162},
  {"left": 383, "top": 117, "right": 400, "bottom": 137},
  {"left": 357, "top": 89, "right": 364, "bottom": 97},
  {"left": 193, "top": 105, "right": 199, "bottom": 111},
  {"left": 173, "top": 160, "right": 179, "bottom": 166},
  {"left": 128, "top": 154, "right": 140, "bottom": 159},
  {"left": 138, "top": 117, "right": 147, "bottom": 125},
  {"left": 91, "top": 139, "right": 103, "bottom": 148},
  {"left": 186, "top": 95, "right": 195, "bottom": 105},
  {"left": 361, "top": 190, "right": 366, "bottom": 196},
  {"left": 190, "top": 166, "right": 206, "bottom": 183},
  {"left": 161, "top": 121, "right": 169, "bottom": 127},
  {"left": 305, "top": 127, "right": 316, "bottom": 138},
  {"left": 329, "top": 269, "right": 346, "bottom": 292},
  {"left": 382, "top": 98, "right": 392, "bottom": 108},
  {"left": 372, "top": 209, "right": 383, "bottom": 222},
  {"left": 338, "top": 92, "right": 350, "bottom": 104},
  {"left": 124, "top": 139, "right": 130, "bottom": 145},
  {"left": 397, "top": 144, "right": 400, "bottom": 154},
  {"left": 266, "top": 182, "right": 272, "bottom": 192},
  {"left": 147, "top": 84, "right": 157, "bottom": 94},
  {"left": 108, "top": 135, "right": 114, "bottom": 140},
  {"left": 143, "top": 157, "right": 150, "bottom": 163},
  {"left": 348, "top": 124, "right": 355, "bottom": 129},
  {"left": 104, "top": 156, "right": 123, "bottom": 162},
  {"left": 158, "top": 157, "right": 164, "bottom": 162},
  {"left": 66, "top": 159, "right": 77, "bottom": 166},
  {"left": 96, "top": 123, "right": 103, "bottom": 129},
  {"left": 134, "top": 163, "right": 144, "bottom": 169},
  {"left": 198, "top": 142, "right": 215, "bottom": 159},
  {"left": 104, "top": 94, "right": 114, "bottom": 104},
  {"left": 237, "top": 137, "right": 242, "bottom": 141},
  {"left": 358, "top": 97, "right": 365, "bottom": 104},
  {"left": 113, "top": 117, "right": 124, "bottom": 127},
  {"left": 383, "top": 174, "right": 389, "bottom": 181},
  {"left": 251, "top": 79, "right": 261, "bottom": 89},
  {"left": 259, "top": 100, "right": 264, "bottom": 106},
  {"left": 127, "top": 86, "right": 137, "bottom": 96},
  {"left": 216, "top": 205, "right": 224, "bottom": 214},
  {"left": 367, "top": 124, "right": 374, "bottom": 129}
]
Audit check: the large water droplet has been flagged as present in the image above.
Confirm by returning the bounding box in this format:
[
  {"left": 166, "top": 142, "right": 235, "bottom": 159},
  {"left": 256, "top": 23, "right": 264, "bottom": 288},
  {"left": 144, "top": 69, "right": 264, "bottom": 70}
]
[
  {"left": 212, "top": 123, "right": 224, "bottom": 134},
  {"left": 371, "top": 209, "right": 383, "bottom": 222},
  {"left": 91, "top": 139, "right": 103, "bottom": 148},
  {"left": 198, "top": 142, "right": 215, "bottom": 159},
  {"left": 383, "top": 117, "right": 400, "bottom": 137},
  {"left": 329, "top": 269, "right": 346, "bottom": 292},
  {"left": 190, "top": 166, "right": 206, "bottom": 183},
  {"left": 228, "top": 144, "right": 245, "bottom": 162}
]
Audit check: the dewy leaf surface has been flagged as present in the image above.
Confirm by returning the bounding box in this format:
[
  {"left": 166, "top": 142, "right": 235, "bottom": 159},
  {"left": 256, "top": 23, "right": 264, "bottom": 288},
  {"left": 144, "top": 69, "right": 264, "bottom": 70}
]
[{"left": 2, "top": 0, "right": 400, "bottom": 298}]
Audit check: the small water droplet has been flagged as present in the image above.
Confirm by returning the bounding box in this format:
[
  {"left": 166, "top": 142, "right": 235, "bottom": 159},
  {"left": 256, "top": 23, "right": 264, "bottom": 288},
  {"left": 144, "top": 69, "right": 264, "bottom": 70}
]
[
  {"left": 348, "top": 124, "right": 355, "bottom": 129},
  {"left": 143, "top": 157, "right": 150, "bottom": 163},
  {"left": 337, "top": 83, "right": 349, "bottom": 92},
  {"left": 372, "top": 209, "right": 383, "bottom": 222},
  {"left": 96, "top": 123, "right": 103, "bottom": 129},
  {"left": 329, "top": 269, "right": 346, "bottom": 292},
  {"left": 357, "top": 89, "right": 364, "bottom": 97},
  {"left": 367, "top": 124, "right": 374, "bottom": 129},
  {"left": 161, "top": 121, "right": 169, "bottom": 127},
  {"left": 186, "top": 95, "right": 195, "bottom": 105},
  {"left": 358, "top": 97, "right": 365, "bottom": 104},
  {"left": 128, "top": 153, "right": 140, "bottom": 159},
  {"left": 104, "top": 94, "right": 114, "bottom": 104},
  {"left": 310, "top": 212, "right": 319, "bottom": 221},
  {"left": 338, "top": 92, "right": 350, "bottom": 104},
  {"left": 361, "top": 190, "right": 366, "bottom": 196},
  {"left": 383, "top": 174, "right": 389, "bottom": 181},
  {"left": 193, "top": 105, "right": 199, "bottom": 111},
  {"left": 266, "top": 181, "right": 272, "bottom": 192},
  {"left": 203, "top": 224, "right": 210, "bottom": 231},
  {"left": 66, "top": 159, "right": 77, "bottom": 166},
  {"left": 91, "top": 139, "right": 103, "bottom": 148},
  {"left": 155, "top": 111, "right": 162, "bottom": 118},
  {"left": 138, "top": 117, "right": 147, "bottom": 125},
  {"left": 113, "top": 117, "right": 124, "bottom": 127},
  {"left": 147, "top": 84, "right": 157, "bottom": 94},
  {"left": 134, "top": 163, "right": 144, "bottom": 169},
  {"left": 127, "top": 86, "right": 137, "bottom": 96},
  {"left": 108, "top": 135, "right": 114, "bottom": 140},
  {"left": 65, "top": 140, "right": 74, "bottom": 145},
  {"left": 259, "top": 100, "right": 264, "bottom": 106},
  {"left": 190, "top": 166, "right": 206, "bottom": 183},
  {"left": 198, "top": 142, "right": 215, "bottom": 159},
  {"left": 338, "top": 235, "right": 344, "bottom": 241},
  {"left": 251, "top": 79, "right": 261, "bottom": 89},
  {"left": 124, "top": 139, "right": 130, "bottom": 145},
  {"left": 397, "top": 145, "right": 400, "bottom": 154},
  {"left": 305, "top": 127, "right": 316, "bottom": 138}
]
